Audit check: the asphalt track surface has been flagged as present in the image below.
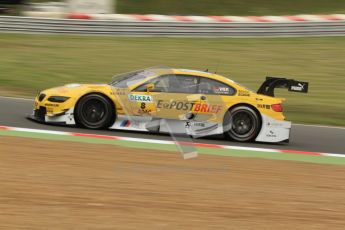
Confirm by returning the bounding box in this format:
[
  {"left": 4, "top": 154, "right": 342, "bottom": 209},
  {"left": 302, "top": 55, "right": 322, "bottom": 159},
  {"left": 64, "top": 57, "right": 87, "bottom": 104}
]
[{"left": 0, "top": 96, "right": 344, "bottom": 154}]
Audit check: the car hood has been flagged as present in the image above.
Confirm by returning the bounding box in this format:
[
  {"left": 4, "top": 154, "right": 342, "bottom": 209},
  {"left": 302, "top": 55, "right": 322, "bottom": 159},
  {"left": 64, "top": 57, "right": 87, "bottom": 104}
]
[{"left": 40, "top": 83, "right": 112, "bottom": 97}]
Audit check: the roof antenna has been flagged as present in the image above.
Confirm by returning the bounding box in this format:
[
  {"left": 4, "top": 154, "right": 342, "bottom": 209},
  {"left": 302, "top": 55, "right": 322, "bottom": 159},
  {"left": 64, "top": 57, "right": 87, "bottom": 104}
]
[{"left": 215, "top": 60, "right": 221, "bottom": 74}]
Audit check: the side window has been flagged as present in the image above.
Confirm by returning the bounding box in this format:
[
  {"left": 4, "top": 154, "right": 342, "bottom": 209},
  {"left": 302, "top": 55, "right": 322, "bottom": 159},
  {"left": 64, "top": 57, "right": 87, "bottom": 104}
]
[
  {"left": 134, "top": 80, "right": 153, "bottom": 92},
  {"left": 134, "top": 75, "right": 198, "bottom": 93},
  {"left": 198, "top": 77, "right": 236, "bottom": 95}
]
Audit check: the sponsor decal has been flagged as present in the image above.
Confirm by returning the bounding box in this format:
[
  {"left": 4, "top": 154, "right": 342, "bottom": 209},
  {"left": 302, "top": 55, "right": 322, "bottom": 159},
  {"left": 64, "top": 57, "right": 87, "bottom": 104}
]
[
  {"left": 156, "top": 100, "right": 222, "bottom": 113},
  {"left": 290, "top": 83, "right": 305, "bottom": 91},
  {"left": 193, "top": 122, "right": 206, "bottom": 128},
  {"left": 238, "top": 90, "right": 250, "bottom": 96},
  {"left": 118, "top": 119, "right": 142, "bottom": 129},
  {"left": 266, "top": 130, "right": 277, "bottom": 138},
  {"left": 128, "top": 94, "right": 153, "bottom": 103},
  {"left": 289, "top": 81, "right": 309, "bottom": 93},
  {"left": 213, "top": 86, "right": 230, "bottom": 95},
  {"left": 45, "top": 103, "right": 59, "bottom": 107},
  {"left": 185, "top": 121, "right": 218, "bottom": 134},
  {"left": 185, "top": 121, "right": 208, "bottom": 129},
  {"left": 137, "top": 109, "right": 152, "bottom": 115},
  {"left": 120, "top": 120, "right": 132, "bottom": 127},
  {"left": 157, "top": 100, "right": 195, "bottom": 111},
  {"left": 257, "top": 104, "right": 271, "bottom": 109},
  {"left": 193, "top": 103, "right": 222, "bottom": 113}
]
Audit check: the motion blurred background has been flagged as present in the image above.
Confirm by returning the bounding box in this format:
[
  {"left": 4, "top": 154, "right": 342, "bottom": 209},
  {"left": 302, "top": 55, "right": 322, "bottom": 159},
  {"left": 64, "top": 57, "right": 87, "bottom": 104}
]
[
  {"left": 0, "top": 0, "right": 344, "bottom": 126},
  {"left": 1, "top": 0, "right": 345, "bottom": 15}
]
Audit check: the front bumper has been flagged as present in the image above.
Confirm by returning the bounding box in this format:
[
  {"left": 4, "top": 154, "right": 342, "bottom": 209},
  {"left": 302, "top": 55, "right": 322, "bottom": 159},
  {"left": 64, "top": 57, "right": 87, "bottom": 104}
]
[
  {"left": 28, "top": 106, "right": 76, "bottom": 125},
  {"left": 27, "top": 107, "right": 47, "bottom": 124}
]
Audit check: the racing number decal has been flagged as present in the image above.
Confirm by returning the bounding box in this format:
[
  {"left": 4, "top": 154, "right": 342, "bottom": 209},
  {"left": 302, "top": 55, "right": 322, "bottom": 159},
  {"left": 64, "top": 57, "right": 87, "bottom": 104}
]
[{"left": 139, "top": 102, "right": 152, "bottom": 115}]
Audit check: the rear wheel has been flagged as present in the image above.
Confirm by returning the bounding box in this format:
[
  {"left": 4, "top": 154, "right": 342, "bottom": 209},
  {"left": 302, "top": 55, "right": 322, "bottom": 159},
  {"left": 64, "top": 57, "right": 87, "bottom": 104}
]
[
  {"left": 75, "top": 94, "right": 115, "bottom": 129},
  {"left": 223, "top": 106, "right": 261, "bottom": 142}
]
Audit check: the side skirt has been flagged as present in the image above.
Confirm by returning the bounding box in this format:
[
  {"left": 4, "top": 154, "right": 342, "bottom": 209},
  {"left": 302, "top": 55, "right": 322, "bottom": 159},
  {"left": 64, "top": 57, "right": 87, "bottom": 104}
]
[{"left": 109, "top": 115, "right": 223, "bottom": 137}]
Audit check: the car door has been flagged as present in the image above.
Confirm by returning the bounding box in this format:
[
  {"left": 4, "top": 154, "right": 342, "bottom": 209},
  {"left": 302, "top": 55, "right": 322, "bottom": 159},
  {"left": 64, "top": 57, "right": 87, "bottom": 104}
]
[
  {"left": 195, "top": 76, "right": 237, "bottom": 121},
  {"left": 183, "top": 76, "right": 236, "bottom": 136},
  {"left": 131, "top": 74, "right": 199, "bottom": 120}
]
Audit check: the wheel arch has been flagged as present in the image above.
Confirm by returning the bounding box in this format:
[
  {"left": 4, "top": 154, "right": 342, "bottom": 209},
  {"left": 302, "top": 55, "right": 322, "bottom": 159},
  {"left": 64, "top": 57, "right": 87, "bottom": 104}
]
[
  {"left": 74, "top": 92, "right": 117, "bottom": 127},
  {"left": 226, "top": 103, "right": 262, "bottom": 121},
  {"left": 223, "top": 103, "right": 263, "bottom": 134}
]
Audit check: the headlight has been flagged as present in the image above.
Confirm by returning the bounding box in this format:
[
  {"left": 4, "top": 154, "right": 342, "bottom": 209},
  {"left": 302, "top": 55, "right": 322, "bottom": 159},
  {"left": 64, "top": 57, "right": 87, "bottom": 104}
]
[{"left": 47, "top": 96, "right": 70, "bottom": 103}]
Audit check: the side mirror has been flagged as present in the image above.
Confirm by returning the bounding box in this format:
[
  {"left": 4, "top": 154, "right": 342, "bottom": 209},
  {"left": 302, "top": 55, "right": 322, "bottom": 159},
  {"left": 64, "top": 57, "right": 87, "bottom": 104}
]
[{"left": 146, "top": 83, "right": 155, "bottom": 92}]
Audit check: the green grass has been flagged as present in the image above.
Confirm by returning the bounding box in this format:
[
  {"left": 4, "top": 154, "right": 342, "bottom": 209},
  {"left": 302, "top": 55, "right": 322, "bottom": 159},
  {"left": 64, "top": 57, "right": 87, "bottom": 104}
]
[
  {"left": 28, "top": 0, "right": 345, "bottom": 16},
  {"left": 0, "top": 33, "right": 344, "bottom": 126},
  {"left": 117, "top": 0, "right": 345, "bottom": 16}
]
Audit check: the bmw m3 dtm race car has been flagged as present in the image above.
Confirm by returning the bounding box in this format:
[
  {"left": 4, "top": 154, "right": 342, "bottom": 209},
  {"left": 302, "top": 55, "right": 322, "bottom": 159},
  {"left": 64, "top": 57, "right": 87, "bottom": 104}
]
[{"left": 28, "top": 67, "right": 308, "bottom": 143}]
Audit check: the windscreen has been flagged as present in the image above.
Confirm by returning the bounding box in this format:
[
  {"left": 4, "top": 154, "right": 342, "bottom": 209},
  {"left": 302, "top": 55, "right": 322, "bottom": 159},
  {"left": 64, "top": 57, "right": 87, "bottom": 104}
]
[
  {"left": 109, "top": 70, "right": 155, "bottom": 88},
  {"left": 109, "top": 67, "right": 172, "bottom": 88}
]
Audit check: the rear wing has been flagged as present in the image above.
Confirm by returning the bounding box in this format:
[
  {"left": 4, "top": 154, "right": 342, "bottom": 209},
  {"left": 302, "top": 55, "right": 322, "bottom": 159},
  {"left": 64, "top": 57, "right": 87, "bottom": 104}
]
[{"left": 257, "top": 77, "right": 309, "bottom": 97}]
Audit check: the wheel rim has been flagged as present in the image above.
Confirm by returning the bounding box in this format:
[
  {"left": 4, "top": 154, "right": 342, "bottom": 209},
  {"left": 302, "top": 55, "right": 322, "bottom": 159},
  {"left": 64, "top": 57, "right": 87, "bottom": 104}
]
[
  {"left": 81, "top": 99, "right": 107, "bottom": 125},
  {"left": 229, "top": 110, "right": 257, "bottom": 139}
]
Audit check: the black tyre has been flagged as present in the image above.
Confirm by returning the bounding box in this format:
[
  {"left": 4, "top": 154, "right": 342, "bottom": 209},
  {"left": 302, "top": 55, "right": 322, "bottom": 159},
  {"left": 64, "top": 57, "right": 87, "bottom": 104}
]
[
  {"left": 223, "top": 106, "right": 261, "bottom": 142},
  {"left": 75, "top": 94, "right": 115, "bottom": 129}
]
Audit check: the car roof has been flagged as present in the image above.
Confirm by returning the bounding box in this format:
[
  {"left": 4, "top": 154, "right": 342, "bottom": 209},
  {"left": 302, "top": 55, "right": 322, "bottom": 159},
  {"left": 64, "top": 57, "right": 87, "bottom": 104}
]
[
  {"left": 147, "top": 67, "right": 232, "bottom": 81},
  {"left": 173, "top": 68, "right": 213, "bottom": 76},
  {"left": 172, "top": 68, "right": 235, "bottom": 84},
  {"left": 120, "top": 67, "right": 237, "bottom": 90}
]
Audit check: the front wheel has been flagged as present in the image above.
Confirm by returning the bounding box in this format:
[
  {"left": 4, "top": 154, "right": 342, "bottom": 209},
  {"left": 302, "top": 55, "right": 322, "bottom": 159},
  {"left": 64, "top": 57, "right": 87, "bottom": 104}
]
[
  {"left": 75, "top": 94, "right": 115, "bottom": 129},
  {"left": 223, "top": 106, "right": 261, "bottom": 142}
]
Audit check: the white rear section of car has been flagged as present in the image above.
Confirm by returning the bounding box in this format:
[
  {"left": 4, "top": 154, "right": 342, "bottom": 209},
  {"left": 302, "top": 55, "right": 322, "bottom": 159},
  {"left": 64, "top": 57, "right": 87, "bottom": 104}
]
[{"left": 255, "top": 114, "right": 291, "bottom": 142}]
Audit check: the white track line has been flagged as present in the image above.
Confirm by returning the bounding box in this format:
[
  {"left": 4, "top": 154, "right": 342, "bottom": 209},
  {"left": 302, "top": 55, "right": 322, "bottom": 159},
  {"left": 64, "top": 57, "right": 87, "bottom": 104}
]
[
  {"left": 0, "top": 96, "right": 34, "bottom": 101},
  {"left": 294, "top": 124, "right": 345, "bottom": 130},
  {"left": 13, "top": 127, "right": 68, "bottom": 135}
]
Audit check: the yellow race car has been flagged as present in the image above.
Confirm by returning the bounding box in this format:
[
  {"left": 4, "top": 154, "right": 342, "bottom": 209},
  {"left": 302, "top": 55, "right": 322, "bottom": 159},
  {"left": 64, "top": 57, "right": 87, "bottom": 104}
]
[{"left": 29, "top": 67, "right": 308, "bottom": 143}]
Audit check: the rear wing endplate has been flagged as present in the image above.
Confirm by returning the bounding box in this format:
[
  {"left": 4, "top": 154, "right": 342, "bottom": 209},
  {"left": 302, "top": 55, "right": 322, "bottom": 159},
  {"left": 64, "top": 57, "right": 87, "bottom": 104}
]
[{"left": 257, "top": 77, "right": 309, "bottom": 97}]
